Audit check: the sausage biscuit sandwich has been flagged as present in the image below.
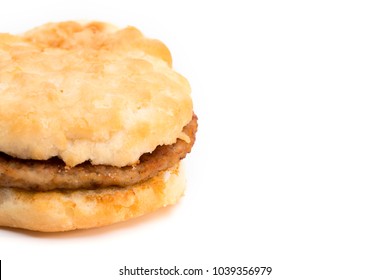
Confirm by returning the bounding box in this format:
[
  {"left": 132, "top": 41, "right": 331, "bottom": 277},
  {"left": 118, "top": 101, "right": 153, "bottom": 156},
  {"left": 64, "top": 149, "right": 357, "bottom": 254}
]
[{"left": 0, "top": 21, "right": 197, "bottom": 232}]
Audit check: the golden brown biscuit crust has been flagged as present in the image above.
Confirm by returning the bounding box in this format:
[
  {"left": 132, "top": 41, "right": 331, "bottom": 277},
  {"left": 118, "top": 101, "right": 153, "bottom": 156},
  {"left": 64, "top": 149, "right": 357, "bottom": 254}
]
[
  {"left": 0, "top": 163, "right": 185, "bottom": 232},
  {"left": 0, "top": 21, "right": 192, "bottom": 167}
]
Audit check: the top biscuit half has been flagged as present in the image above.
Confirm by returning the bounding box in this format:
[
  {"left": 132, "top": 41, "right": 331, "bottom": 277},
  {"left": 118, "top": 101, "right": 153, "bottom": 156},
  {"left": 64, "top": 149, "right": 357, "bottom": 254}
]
[{"left": 0, "top": 21, "right": 192, "bottom": 167}]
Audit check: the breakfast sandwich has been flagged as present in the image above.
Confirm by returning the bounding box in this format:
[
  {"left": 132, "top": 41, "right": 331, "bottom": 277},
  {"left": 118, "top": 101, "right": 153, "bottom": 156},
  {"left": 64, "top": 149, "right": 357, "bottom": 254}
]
[{"left": 0, "top": 21, "right": 197, "bottom": 232}]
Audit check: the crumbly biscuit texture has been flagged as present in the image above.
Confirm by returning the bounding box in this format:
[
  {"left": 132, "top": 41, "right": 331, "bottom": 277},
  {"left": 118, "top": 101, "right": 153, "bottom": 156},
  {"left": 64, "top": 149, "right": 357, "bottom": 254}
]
[
  {"left": 0, "top": 21, "right": 192, "bottom": 167},
  {"left": 0, "top": 163, "right": 185, "bottom": 232}
]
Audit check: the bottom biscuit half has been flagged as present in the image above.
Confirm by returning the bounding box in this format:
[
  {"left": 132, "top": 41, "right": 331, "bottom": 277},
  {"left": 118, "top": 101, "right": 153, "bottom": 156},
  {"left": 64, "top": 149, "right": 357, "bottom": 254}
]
[{"left": 0, "top": 163, "right": 185, "bottom": 232}]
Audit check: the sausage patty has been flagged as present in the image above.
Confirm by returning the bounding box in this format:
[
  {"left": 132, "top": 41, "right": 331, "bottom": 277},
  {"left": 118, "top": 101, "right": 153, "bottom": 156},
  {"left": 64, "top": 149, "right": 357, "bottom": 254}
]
[{"left": 0, "top": 115, "right": 197, "bottom": 191}]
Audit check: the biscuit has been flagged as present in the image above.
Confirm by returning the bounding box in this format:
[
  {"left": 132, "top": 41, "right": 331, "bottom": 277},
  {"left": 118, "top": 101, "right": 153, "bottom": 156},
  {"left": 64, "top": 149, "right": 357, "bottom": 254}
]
[
  {"left": 0, "top": 21, "right": 195, "bottom": 232},
  {"left": 0, "top": 21, "right": 192, "bottom": 167},
  {"left": 0, "top": 163, "right": 185, "bottom": 232}
]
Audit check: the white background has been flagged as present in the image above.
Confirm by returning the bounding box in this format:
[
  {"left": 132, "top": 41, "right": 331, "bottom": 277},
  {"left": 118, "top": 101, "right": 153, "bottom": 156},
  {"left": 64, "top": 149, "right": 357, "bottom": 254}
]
[{"left": 1, "top": 1, "right": 390, "bottom": 279}]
